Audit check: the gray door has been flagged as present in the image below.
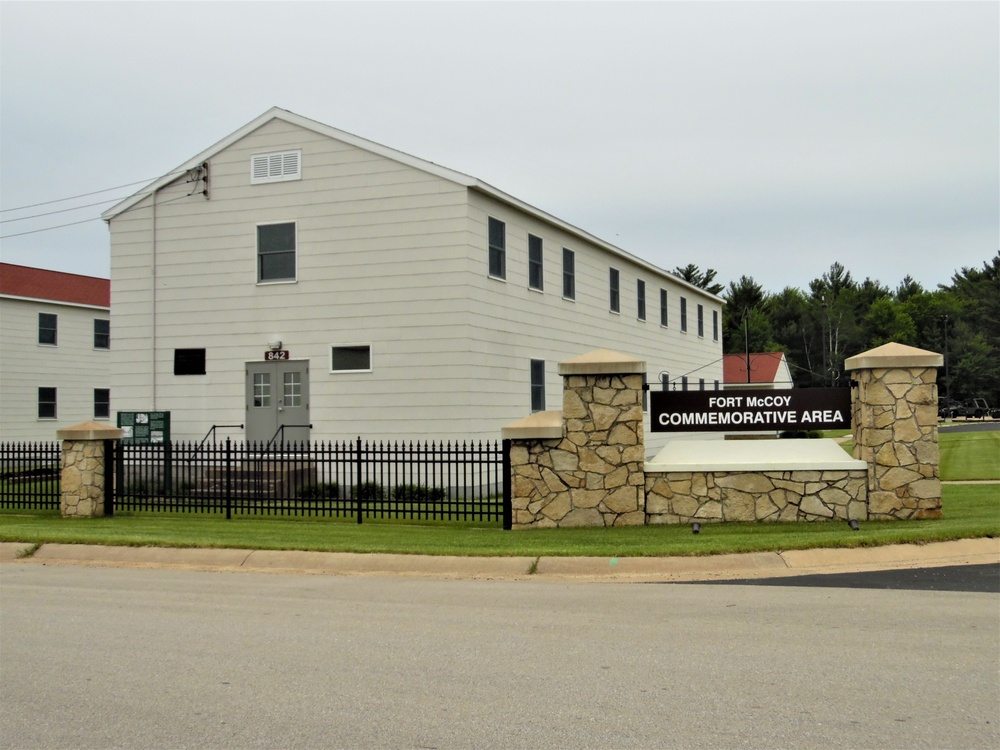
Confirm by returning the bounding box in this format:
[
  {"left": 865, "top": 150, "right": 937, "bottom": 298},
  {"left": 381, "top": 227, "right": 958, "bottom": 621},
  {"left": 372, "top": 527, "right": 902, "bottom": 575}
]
[{"left": 245, "top": 360, "right": 310, "bottom": 444}]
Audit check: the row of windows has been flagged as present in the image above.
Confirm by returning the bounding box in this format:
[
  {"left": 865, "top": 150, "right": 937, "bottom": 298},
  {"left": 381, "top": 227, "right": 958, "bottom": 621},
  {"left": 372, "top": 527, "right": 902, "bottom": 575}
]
[
  {"left": 36, "top": 387, "right": 110, "bottom": 420},
  {"left": 37, "top": 313, "right": 110, "bottom": 349},
  {"left": 173, "top": 345, "right": 375, "bottom": 376},
  {"left": 489, "top": 217, "right": 577, "bottom": 299},
  {"left": 488, "top": 217, "right": 719, "bottom": 340}
]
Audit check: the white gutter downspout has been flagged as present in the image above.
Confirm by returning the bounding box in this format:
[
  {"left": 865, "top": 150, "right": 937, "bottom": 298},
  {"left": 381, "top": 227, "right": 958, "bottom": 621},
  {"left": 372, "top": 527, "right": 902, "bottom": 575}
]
[{"left": 151, "top": 186, "right": 158, "bottom": 410}]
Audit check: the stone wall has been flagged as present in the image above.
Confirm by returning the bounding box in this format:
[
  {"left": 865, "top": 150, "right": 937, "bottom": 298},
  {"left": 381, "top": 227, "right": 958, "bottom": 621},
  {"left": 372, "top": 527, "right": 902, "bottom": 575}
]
[
  {"left": 502, "top": 344, "right": 943, "bottom": 530},
  {"left": 846, "top": 344, "right": 943, "bottom": 520},
  {"left": 645, "top": 469, "right": 868, "bottom": 524}
]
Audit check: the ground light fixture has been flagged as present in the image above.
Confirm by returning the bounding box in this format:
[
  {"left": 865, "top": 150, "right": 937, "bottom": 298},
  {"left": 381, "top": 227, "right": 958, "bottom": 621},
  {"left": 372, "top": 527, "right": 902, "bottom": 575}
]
[
  {"left": 691, "top": 522, "right": 701, "bottom": 534},
  {"left": 849, "top": 519, "right": 860, "bottom": 531}
]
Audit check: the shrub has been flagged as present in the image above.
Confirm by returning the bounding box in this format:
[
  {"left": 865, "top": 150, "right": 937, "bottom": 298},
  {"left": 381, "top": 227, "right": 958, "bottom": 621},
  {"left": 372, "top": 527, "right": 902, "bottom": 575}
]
[
  {"left": 298, "top": 482, "right": 340, "bottom": 500},
  {"left": 392, "top": 484, "right": 446, "bottom": 503},
  {"left": 352, "top": 482, "right": 385, "bottom": 501},
  {"left": 779, "top": 430, "right": 823, "bottom": 439}
]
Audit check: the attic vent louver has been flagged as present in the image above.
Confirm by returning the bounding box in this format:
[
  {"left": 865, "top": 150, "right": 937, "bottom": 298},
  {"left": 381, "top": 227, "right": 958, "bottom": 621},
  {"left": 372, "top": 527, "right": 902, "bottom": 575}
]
[{"left": 251, "top": 149, "right": 302, "bottom": 184}]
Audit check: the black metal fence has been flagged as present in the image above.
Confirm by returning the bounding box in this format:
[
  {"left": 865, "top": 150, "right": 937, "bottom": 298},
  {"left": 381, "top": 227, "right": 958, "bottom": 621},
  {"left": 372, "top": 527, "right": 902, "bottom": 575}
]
[
  {"left": 115, "top": 438, "right": 511, "bottom": 527},
  {"left": 0, "top": 441, "right": 61, "bottom": 510}
]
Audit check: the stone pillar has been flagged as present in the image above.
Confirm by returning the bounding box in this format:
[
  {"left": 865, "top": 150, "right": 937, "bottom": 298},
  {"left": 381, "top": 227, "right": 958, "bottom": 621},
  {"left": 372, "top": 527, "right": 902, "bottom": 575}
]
[
  {"left": 845, "top": 343, "right": 943, "bottom": 520},
  {"left": 56, "top": 421, "right": 124, "bottom": 517},
  {"left": 502, "top": 349, "right": 646, "bottom": 528}
]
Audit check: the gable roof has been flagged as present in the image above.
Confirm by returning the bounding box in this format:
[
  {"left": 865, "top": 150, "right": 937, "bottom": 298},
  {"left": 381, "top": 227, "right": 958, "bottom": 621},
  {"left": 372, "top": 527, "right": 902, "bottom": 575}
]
[
  {"left": 723, "top": 352, "right": 792, "bottom": 385},
  {"left": 102, "top": 107, "right": 723, "bottom": 303},
  {"left": 0, "top": 263, "right": 110, "bottom": 308}
]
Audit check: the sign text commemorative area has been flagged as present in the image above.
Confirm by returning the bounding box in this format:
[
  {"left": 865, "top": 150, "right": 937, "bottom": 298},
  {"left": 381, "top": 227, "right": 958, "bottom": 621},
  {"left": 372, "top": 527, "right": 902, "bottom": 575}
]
[{"left": 651, "top": 388, "right": 851, "bottom": 433}]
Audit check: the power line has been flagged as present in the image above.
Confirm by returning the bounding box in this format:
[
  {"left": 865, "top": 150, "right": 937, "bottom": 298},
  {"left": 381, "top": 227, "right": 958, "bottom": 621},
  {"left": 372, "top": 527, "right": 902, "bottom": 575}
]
[
  {"left": 0, "top": 192, "right": 193, "bottom": 240},
  {"left": 0, "top": 170, "right": 187, "bottom": 213},
  {"left": 0, "top": 197, "right": 126, "bottom": 224}
]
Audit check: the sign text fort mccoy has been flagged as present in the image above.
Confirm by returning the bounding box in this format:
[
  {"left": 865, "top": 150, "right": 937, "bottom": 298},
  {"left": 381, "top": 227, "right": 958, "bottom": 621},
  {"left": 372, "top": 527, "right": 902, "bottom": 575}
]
[{"left": 651, "top": 388, "right": 851, "bottom": 433}]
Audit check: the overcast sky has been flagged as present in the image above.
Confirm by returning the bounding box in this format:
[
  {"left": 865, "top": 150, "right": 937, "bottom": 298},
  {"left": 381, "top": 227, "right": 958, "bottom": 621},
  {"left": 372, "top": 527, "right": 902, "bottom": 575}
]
[{"left": 1, "top": 1, "right": 997, "bottom": 295}]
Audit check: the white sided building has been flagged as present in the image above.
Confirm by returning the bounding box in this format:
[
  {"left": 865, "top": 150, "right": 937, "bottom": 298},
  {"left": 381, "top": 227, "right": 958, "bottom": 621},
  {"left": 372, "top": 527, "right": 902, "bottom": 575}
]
[
  {"left": 0, "top": 264, "right": 111, "bottom": 441},
  {"left": 103, "top": 108, "right": 723, "bottom": 450}
]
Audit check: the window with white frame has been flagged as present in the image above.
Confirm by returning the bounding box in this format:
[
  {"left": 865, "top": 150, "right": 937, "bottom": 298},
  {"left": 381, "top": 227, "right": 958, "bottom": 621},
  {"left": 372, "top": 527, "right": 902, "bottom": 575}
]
[
  {"left": 528, "top": 234, "right": 543, "bottom": 291},
  {"left": 331, "top": 345, "right": 372, "bottom": 372},
  {"left": 530, "top": 359, "right": 545, "bottom": 412},
  {"left": 257, "top": 222, "right": 296, "bottom": 282},
  {"left": 697, "top": 304, "right": 705, "bottom": 337},
  {"left": 680, "top": 297, "right": 688, "bottom": 332},
  {"left": 251, "top": 150, "right": 301, "bottom": 184},
  {"left": 562, "top": 248, "right": 575, "bottom": 299},
  {"left": 637, "top": 279, "right": 646, "bottom": 321},
  {"left": 38, "top": 313, "right": 57, "bottom": 346},
  {"left": 660, "top": 289, "right": 668, "bottom": 327},
  {"left": 94, "top": 388, "right": 110, "bottom": 419},
  {"left": 488, "top": 217, "right": 506, "bottom": 279},
  {"left": 609, "top": 268, "right": 620, "bottom": 313},
  {"left": 38, "top": 387, "right": 56, "bottom": 419},
  {"left": 713, "top": 310, "right": 719, "bottom": 341},
  {"left": 94, "top": 319, "right": 110, "bottom": 349}
]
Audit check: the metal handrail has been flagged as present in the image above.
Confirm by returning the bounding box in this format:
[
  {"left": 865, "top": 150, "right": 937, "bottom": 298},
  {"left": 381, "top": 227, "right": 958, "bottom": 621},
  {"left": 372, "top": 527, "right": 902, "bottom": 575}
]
[
  {"left": 262, "top": 424, "right": 313, "bottom": 454},
  {"left": 199, "top": 424, "right": 243, "bottom": 449}
]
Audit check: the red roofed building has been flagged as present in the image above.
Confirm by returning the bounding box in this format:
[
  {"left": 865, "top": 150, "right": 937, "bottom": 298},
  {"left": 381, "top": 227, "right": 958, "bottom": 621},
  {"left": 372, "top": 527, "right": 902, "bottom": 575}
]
[
  {"left": 0, "top": 264, "right": 111, "bottom": 440},
  {"left": 723, "top": 352, "right": 794, "bottom": 389}
]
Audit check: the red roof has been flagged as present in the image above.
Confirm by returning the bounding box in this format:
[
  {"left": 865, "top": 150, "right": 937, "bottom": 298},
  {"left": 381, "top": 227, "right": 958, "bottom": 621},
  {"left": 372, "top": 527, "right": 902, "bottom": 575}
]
[
  {"left": 0, "top": 263, "right": 109, "bottom": 308},
  {"left": 723, "top": 352, "right": 789, "bottom": 385}
]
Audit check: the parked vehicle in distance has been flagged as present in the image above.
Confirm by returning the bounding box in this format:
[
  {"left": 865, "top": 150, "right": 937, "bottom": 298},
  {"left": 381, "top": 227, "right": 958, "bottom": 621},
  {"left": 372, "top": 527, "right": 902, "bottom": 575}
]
[
  {"left": 939, "top": 398, "right": 1000, "bottom": 420},
  {"left": 938, "top": 399, "right": 963, "bottom": 420}
]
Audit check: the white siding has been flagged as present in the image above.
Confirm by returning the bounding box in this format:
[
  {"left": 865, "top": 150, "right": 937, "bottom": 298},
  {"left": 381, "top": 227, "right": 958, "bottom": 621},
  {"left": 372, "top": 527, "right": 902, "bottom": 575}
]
[
  {"left": 0, "top": 298, "right": 110, "bottom": 440},
  {"left": 109, "top": 117, "right": 724, "bottom": 452}
]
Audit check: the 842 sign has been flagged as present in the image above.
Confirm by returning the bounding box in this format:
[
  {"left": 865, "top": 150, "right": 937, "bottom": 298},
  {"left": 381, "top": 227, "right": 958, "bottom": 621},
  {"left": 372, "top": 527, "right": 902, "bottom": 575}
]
[{"left": 264, "top": 350, "right": 289, "bottom": 361}]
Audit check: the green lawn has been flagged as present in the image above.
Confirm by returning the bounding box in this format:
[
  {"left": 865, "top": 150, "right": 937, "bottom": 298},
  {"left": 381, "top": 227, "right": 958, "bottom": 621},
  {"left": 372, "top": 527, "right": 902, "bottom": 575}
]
[
  {"left": 2, "top": 429, "right": 996, "bottom": 558},
  {"left": 1, "top": 483, "right": 995, "bottom": 558},
  {"left": 939, "top": 430, "right": 1000, "bottom": 481}
]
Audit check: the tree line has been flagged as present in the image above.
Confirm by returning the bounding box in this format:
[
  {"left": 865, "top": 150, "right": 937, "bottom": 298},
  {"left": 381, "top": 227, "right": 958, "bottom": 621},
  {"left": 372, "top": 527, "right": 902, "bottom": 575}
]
[{"left": 673, "top": 252, "right": 1000, "bottom": 405}]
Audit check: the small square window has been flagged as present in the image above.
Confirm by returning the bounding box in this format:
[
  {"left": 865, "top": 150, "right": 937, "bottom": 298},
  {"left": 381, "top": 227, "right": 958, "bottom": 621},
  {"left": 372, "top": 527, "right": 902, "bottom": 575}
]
[
  {"left": 258, "top": 222, "right": 296, "bottom": 282},
  {"left": 94, "top": 319, "right": 110, "bottom": 349},
  {"left": 38, "top": 313, "right": 57, "bottom": 346},
  {"left": 174, "top": 349, "right": 206, "bottom": 375},
  {"left": 94, "top": 388, "right": 110, "bottom": 419},
  {"left": 38, "top": 387, "right": 57, "bottom": 419},
  {"left": 331, "top": 345, "right": 372, "bottom": 372}
]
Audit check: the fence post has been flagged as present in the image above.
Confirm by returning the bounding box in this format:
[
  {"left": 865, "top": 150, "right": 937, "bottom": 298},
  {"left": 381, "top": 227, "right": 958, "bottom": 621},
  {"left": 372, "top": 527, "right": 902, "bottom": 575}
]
[
  {"left": 355, "top": 436, "right": 363, "bottom": 524},
  {"left": 502, "top": 438, "right": 512, "bottom": 531},
  {"left": 225, "top": 437, "right": 232, "bottom": 521},
  {"left": 55, "top": 421, "right": 124, "bottom": 518}
]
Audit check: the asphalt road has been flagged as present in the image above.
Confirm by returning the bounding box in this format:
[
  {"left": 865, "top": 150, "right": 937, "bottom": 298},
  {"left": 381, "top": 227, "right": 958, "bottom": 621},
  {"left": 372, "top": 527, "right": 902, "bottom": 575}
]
[
  {"left": 2, "top": 564, "right": 997, "bottom": 750},
  {"left": 683, "top": 563, "right": 1000, "bottom": 593}
]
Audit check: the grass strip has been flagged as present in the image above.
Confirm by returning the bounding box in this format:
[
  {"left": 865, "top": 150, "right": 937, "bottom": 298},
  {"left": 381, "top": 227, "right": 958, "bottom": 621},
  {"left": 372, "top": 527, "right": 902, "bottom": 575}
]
[{"left": 1, "top": 484, "right": 995, "bottom": 558}]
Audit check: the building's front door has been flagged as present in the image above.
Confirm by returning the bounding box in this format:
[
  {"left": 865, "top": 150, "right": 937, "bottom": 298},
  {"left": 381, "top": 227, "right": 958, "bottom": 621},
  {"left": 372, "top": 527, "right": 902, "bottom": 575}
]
[{"left": 245, "top": 360, "right": 310, "bottom": 444}]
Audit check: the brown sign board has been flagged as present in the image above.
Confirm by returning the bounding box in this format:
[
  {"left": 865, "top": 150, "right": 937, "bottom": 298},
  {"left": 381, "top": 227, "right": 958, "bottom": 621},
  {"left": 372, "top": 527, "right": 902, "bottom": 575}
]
[{"left": 651, "top": 388, "right": 851, "bottom": 433}]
